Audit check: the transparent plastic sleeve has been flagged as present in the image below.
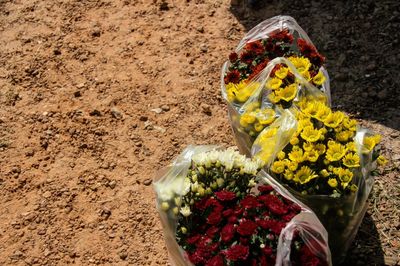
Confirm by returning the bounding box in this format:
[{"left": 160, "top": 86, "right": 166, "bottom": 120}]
[{"left": 153, "top": 146, "right": 332, "bottom": 266}]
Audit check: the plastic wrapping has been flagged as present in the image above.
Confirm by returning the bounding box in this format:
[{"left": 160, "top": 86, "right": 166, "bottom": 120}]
[
  {"left": 221, "top": 16, "right": 331, "bottom": 156},
  {"left": 153, "top": 146, "right": 332, "bottom": 266}
]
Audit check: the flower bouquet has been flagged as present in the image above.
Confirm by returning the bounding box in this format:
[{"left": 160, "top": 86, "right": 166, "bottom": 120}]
[
  {"left": 251, "top": 101, "right": 386, "bottom": 263},
  {"left": 220, "top": 16, "right": 330, "bottom": 155},
  {"left": 154, "top": 146, "right": 331, "bottom": 265}
]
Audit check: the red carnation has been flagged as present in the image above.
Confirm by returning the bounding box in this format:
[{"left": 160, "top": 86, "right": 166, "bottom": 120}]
[
  {"left": 282, "top": 212, "right": 297, "bottom": 222},
  {"left": 206, "top": 255, "right": 224, "bottom": 266},
  {"left": 228, "top": 215, "right": 239, "bottom": 224},
  {"left": 224, "top": 70, "right": 241, "bottom": 84},
  {"left": 261, "top": 194, "right": 288, "bottom": 215},
  {"left": 224, "top": 244, "right": 249, "bottom": 261},
  {"left": 261, "top": 246, "right": 273, "bottom": 256},
  {"left": 206, "top": 226, "right": 220, "bottom": 238},
  {"left": 221, "top": 223, "right": 236, "bottom": 242},
  {"left": 195, "top": 197, "right": 209, "bottom": 211},
  {"left": 188, "top": 250, "right": 206, "bottom": 264},
  {"left": 257, "top": 219, "right": 286, "bottom": 235},
  {"left": 300, "top": 245, "right": 324, "bottom": 266},
  {"left": 258, "top": 185, "right": 274, "bottom": 193},
  {"left": 229, "top": 52, "right": 238, "bottom": 62},
  {"left": 207, "top": 210, "right": 222, "bottom": 225},
  {"left": 234, "top": 206, "right": 243, "bottom": 216},
  {"left": 240, "top": 195, "right": 262, "bottom": 209},
  {"left": 237, "top": 219, "right": 258, "bottom": 236},
  {"left": 186, "top": 234, "right": 201, "bottom": 245},
  {"left": 244, "top": 40, "right": 265, "bottom": 55},
  {"left": 215, "top": 190, "right": 236, "bottom": 201},
  {"left": 222, "top": 209, "right": 234, "bottom": 217}
]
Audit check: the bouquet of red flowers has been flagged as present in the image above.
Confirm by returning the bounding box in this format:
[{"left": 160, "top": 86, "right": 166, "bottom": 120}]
[{"left": 154, "top": 146, "right": 331, "bottom": 266}]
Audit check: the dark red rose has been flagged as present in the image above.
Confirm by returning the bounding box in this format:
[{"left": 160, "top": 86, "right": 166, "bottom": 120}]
[
  {"left": 240, "top": 195, "right": 262, "bottom": 209},
  {"left": 207, "top": 210, "right": 222, "bottom": 225},
  {"left": 206, "top": 226, "right": 220, "bottom": 238},
  {"left": 222, "top": 209, "right": 234, "bottom": 217},
  {"left": 221, "top": 223, "right": 236, "bottom": 242},
  {"left": 224, "top": 244, "right": 249, "bottom": 261},
  {"left": 229, "top": 52, "right": 238, "bottom": 62},
  {"left": 237, "top": 219, "right": 258, "bottom": 236},
  {"left": 244, "top": 40, "right": 265, "bottom": 55},
  {"left": 215, "top": 190, "right": 236, "bottom": 201},
  {"left": 206, "top": 255, "right": 224, "bottom": 266},
  {"left": 240, "top": 51, "right": 255, "bottom": 64},
  {"left": 224, "top": 70, "right": 241, "bottom": 84},
  {"left": 186, "top": 234, "right": 201, "bottom": 245},
  {"left": 258, "top": 185, "right": 274, "bottom": 193}
]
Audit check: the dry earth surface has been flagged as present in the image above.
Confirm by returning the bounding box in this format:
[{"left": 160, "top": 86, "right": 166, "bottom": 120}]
[{"left": 0, "top": 0, "right": 399, "bottom": 265}]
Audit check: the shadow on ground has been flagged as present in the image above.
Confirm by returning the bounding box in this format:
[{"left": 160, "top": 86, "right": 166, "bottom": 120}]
[{"left": 230, "top": 0, "right": 400, "bottom": 131}]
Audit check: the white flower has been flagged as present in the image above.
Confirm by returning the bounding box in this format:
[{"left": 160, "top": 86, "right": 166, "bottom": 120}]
[{"left": 180, "top": 205, "right": 192, "bottom": 217}]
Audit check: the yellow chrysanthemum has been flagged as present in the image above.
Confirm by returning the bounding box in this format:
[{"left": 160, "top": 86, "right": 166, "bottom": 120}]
[
  {"left": 324, "top": 111, "right": 345, "bottom": 128},
  {"left": 257, "top": 108, "right": 276, "bottom": 125},
  {"left": 268, "top": 91, "right": 281, "bottom": 103},
  {"left": 315, "top": 104, "right": 332, "bottom": 121},
  {"left": 328, "top": 178, "right": 338, "bottom": 188},
  {"left": 293, "top": 166, "right": 318, "bottom": 184},
  {"left": 283, "top": 169, "right": 294, "bottom": 180},
  {"left": 301, "top": 101, "right": 320, "bottom": 118},
  {"left": 275, "top": 67, "right": 289, "bottom": 79},
  {"left": 315, "top": 144, "right": 326, "bottom": 155},
  {"left": 278, "top": 83, "right": 297, "bottom": 102},
  {"left": 259, "top": 127, "right": 278, "bottom": 140},
  {"left": 335, "top": 130, "right": 353, "bottom": 142},
  {"left": 290, "top": 136, "right": 299, "bottom": 145},
  {"left": 362, "top": 135, "right": 380, "bottom": 152},
  {"left": 304, "top": 150, "right": 319, "bottom": 162},
  {"left": 244, "top": 101, "right": 260, "bottom": 112},
  {"left": 302, "top": 70, "right": 311, "bottom": 81},
  {"left": 277, "top": 151, "right": 286, "bottom": 160},
  {"left": 266, "top": 78, "right": 283, "bottom": 90},
  {"left": 303, "top": 142, "right": 314, "bottom": 151},
  {"left": 326, "top": 141, "right": 347, "bottom": 162},
  {"left": 289, "top": 56, "right": 311, "bottom": 74},
  {"left": 226, "top": 81, "right": 260, "bottom": 103},
  {"left": 301, "top": 126, "right": 322, "bottom": 142},
  {"left": 288, "top": 148, "right": 304, "bottom": 163},
  {"left": 240, "top": 113, "right": 256, "bottom": 127},
  {"left": 346, "top": 142, "right": 357, "bottom": 152},
  {"left": 271, "top": 160, "right": 286, "bottom": 174},
  {"left": 320, "top": 169, "right": 330, "bottom": 178},
  {"left": 338, "top": 168, "right": 353, "bottom": 183},
  {"left": 342, "top": 153, "right": 360, "bottom": 168},
  {"left": 343, "top": 117, "right": 358, "bottom": 132},
  {"left": 254, "top": 123, "right": 264, "bottom": 132},
  {"left": 377, "top": 155, "right": 387, "bottom": 166},
  {"left": 286, "top": 160, "right": 298, "bottom": 171},
  {"left": 312, "top": 70, "right": 326, "bottom": 86},
  {"left": 296, "top": 118, "right": 313, "bottom": 134}
]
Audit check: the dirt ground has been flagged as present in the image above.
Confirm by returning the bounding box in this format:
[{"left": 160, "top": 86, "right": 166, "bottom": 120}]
[{"left": 0, "top": 0, "right": 399, "bottom": 265}]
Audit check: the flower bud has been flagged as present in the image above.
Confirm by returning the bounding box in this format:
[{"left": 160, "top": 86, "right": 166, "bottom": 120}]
[
  {"left": 160, "top": 202, "right": 170, "bottom": 211},
  {"left": 216, "top": 178, "right": 224, "bottom": 187},
  {"left": 198, "top": 166, "right": 205, "bottom": 175},
  {"left": 172, "top": 207, "right": 179, "bottom": 215},
  {"left": 191, "top": 174, "right": 198, "bottom": 182},
  {"left": 181, "top": 227, "right": 187, "bottom": 234},
  {"left": 210, "top": 182, "right": 218, "bottom": 189},
  {"left": 174, "top": 197, "right": 182, "bottom": 206}
]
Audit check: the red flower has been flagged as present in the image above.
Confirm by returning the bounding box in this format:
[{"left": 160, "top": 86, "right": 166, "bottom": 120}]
[
  {"left": 228, "top": 215, "right": 239, "bottom": 224},
  {"left": 270, "top": 29, "right": 293, "bottom": 43},
  {"left": 224, "top": 70, "right": 241, "bottom": 84},
  {"left": 195, "top": 197, "right": 209, "bottom": 211},
  {"left": 229, "top": 52, "right": 238, "bottom": 62},
  {"left": 297, "top": 38, "right": 316, "bottom": 55},
  {"left": 300, "top": 245, "right": 325, "bottom": 266},
  {"left": 282, "top": 212, "right": 297, "bottom": 222},
  {"left": 206, "top": 255, "right": 224, "bottom": 266},
  {"left": 240, "top": 51, "right": 255, "bottom": 64},
  {"left": 234, "top": 206, "right": 243, "bottom": 216},
  {"left": 260, "top": 194, "right": 288, "bottom": 215},
  {"left": 248, "top": 60, "right": 269, "bottom": 81},
  {"left": 188, "top": 250, "right": 206, "bottom": 264},
  {"left": 261, "top": 246, "right": 273, "bottom": 256},
  {"left": 215, "top": 190, "right": 236, "bottom": 201},
  {"left": 237, "top": 219, "right": 258, "bottom": 236},
  {"left": 206, "top": 226, "right": 220, "bottom": 238},
  {"left": 258, "top": 185, "right": 274, "bottom": 193},
  {"left": 240, "top": 195, "right": 262, "bottom": 209},
  {"left": 310, "top": 51, "right": 325, "bottom": 67},
  {"left": 221, "top": 223, "right": 236, "bottom": 242},
  {"left": 244, "top": 40, "right": 265, "bottom": 55},
  {"left": 207, "top": 210, "right": 222, "bottom": 225},
  {"left": 257, "top": 219, "right": 286, "bottom": 235},
  {"left": 222, "top": 209, "right": 234, "bottom": 217},
  {"left": 224, "top": 244, "right": 249, "bottom": 261},
  {"left": 186, "top": 234, "right": 201, "bottom": 245}
]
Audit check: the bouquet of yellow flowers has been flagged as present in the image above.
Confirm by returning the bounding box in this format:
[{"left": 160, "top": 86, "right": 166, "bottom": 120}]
[
  {"left": 153, "top": 146, "right": 332, "bottom": 265},
  {"left": 251, "top": 101, "right": 386, "bottom": 263}
]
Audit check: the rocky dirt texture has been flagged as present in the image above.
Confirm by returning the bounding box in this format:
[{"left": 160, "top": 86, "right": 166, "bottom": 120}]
[{"left": 0, "top": 0, "right": 398, "bottom": 265}]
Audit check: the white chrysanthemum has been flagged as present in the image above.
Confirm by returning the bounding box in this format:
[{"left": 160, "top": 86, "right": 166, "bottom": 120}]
[
  {"left": 180, "top": 205, "right": 192, "bottom": 217},
  {"left": 207, "top": 150, "right": 219, "bottom": 164},
  {"left": 192, "top": 152, "right": 208, "bottom": 166},
  {"left": 156, "top": 186, "right": 174, "bottom": 201},
  {"left": 243, "top": 161, "right": 259, "bottom": 175}
]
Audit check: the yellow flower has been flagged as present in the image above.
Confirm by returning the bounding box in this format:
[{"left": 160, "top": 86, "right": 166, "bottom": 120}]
[
  {"left": 301, "top": 101, "right": 319, "bottom": 117},
  {"left": 257, "top": 108, "right": 276, "bottom": 125},
  {"left": 320, "top": 169, "right": 330, "bottom": 178},
  {"left": 302, "top": 70, "right": 311, "bottom": 81},
  {"left": 266, "top": 78, "right": 283, "bottom": 90},
  {"left": 290, "top": 136, "right": 299, "bottom": 145},
  {"left": 338, "top": 168, "right": 353, "bottom": 183},
  {"left": 304, "top": 150, "right": 319, "bottom": 162},
  {"left": 240, "top": 113, "right": 256, "bottom": 127},
  {"left": 286, "top": 160, "right": 298, "bottom": 171},
  {"left": 335, "top": 130, "right": 353, "bottom": 142},
  {"left": 301, "top": 126, "right": 322, "bottom": 142},
  {"left": 288, "top": 148, "right": 304, "bottom": 163},
  {"left": 362, "top": 135, "right": 380, "bottom": 152},
  {"left": 275, "top": 67, "right": 289, "bottom": 79},
  {"left": 315, "top": 144, "right": 326, "bottom": 155},
  {"left": 377, "top": 155, "right": 387, "bottom": 166},
  {"left": 289, "top": 56, "right": 311, "bottom": 74},
  {"left": 303, "top": 142, "right": 314, "bottom": 151},
  {"left": 315, "top": 104, "right": 331, "bottom": 121},
  {"left": 254, "top": 123, "right": 264, "bottom": 132},
  {"left": 226, "top": 81, "right": 259, "bottom": 103},
  {"left": 278, "top": 83, "right": 297, "bottom": 102},
  {"left": 342, "top": 153, "right": 360, "bottom": 168},
  {"left": 244, "top": 101, "right": 260, "bottom": 112},
  {"left": 271, "top": 160, "right": 286, "bottom": 174},
  {"left": 343, "top": 117, "right": 357, "bottom": 132},
  {"left": 268, "top": 91, "right": 281, "bottom": 103},
  {"left": 324, "top": 111, "right": 345, "bottom": 128},
  {"left": 312, "top": 70, "right": 326, "bottom": 86},
  {"left": 328, "top": 178, "right": 338, "bottom": 188},
  {"left": 293, "top": 166, "right": 318, "bottom": 184},
  {"left": 259, "top": 127, "right": 278, "bottom": 140},
  {"left": 277, "top": 151, "right": 286, "bottom": 160},
  {"left": 346, "top": 142, "right": 357, "bottom": 152},
  {"left": 283, "top": 169, "right": 294, "bottom": 180},
  {"left": 326, "top": 141, "right": 347, "bottom": 161}
]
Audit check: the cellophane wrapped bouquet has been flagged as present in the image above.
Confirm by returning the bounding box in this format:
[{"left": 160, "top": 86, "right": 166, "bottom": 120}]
[{"left": 154, "top": 146, "right": 331, "bottom": 265}]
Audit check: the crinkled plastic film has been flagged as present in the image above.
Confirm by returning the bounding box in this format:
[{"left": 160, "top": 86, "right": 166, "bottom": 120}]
[{"left": 153, "top": 146, "right": 332, "bottom": 266}]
